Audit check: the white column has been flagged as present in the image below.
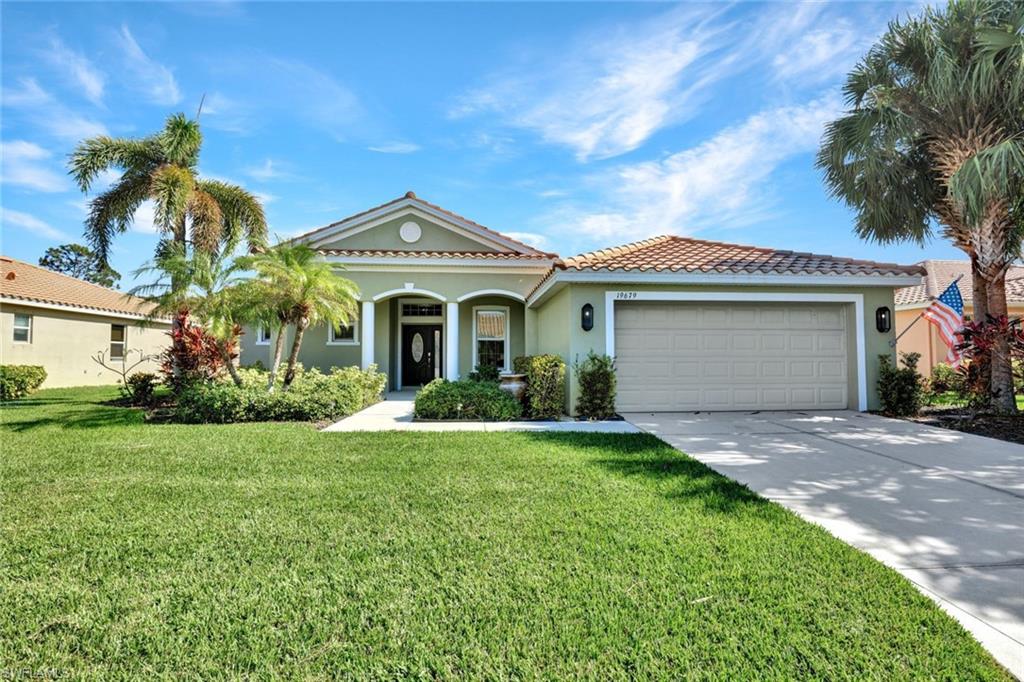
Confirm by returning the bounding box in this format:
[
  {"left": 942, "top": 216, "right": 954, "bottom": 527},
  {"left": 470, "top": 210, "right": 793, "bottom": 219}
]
[
  {"left": 360, "top": 300, "right": 375, "bottom": 370},
  {"left": 446, "top": 302, "right": 459, "bottom": 380}
]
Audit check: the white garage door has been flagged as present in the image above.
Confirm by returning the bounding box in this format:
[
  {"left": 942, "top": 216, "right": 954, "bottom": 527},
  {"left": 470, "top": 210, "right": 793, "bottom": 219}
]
[{"left": 615, "top": 302, "right": 849, "bottom": 412}]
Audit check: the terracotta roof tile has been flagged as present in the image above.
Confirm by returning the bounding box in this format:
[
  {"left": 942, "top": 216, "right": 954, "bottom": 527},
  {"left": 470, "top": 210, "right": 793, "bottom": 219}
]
[
  {"left": 0, "top": 256, "right": 162, "bottom": 319},
  {"left": 317, "top": 248, "right": 552, "bottom": 261},
  {"left": 561, "top": 235, "right": 925, "bottom": 276},
  {"left": 894, "top": 260, "right": 1024, "bottom": 306},
  {"left": 292, "top": 192, "right": 557, "bottom": 258}
]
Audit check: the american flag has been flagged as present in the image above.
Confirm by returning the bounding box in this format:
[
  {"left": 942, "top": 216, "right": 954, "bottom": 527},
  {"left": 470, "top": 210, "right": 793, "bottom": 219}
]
[{"left": 923, "top": 279, "right": 965, "bottom": 366}]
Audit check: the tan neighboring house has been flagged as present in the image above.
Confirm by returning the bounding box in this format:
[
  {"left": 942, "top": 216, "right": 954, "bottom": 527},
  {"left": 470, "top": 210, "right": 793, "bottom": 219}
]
[
  {"left": 895, "top": 259, "right": 1024, "bottom": 373},
  {"left": 0, "top": 256, "right": 170, "bottom": 387}
]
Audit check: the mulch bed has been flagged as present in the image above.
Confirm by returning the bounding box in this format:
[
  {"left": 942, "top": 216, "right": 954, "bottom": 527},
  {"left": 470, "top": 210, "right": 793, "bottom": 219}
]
[{"left": 908, "top": 407, "right": 1024, "bottom": 445}]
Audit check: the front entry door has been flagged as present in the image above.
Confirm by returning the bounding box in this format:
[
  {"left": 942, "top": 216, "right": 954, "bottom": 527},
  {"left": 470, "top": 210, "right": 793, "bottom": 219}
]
[{"left": 401, "top": 324, "right": 442, "bottom": 387}]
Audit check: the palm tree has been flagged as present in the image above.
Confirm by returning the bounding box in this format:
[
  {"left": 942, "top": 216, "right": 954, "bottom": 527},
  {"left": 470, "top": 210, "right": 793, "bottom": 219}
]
[
  {"left": 134, "top": 244, "right": 248, "bottom": 387},
  {"left": 817, "top": 0, "right": 1024, "bottom": 412},
  {"left": 69, "top": 112, "right": 268, "bottom": 268},
  {"left": 240, "top": 243, "right": 359, "bottom": 389}
]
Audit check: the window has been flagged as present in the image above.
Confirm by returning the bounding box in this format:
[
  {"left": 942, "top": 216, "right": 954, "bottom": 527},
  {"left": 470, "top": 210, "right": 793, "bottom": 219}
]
[
  {"left": 12, "top": 314, "right": 31, "bottom": 343},
  {"left": 256, "top": 325, "right": 271, "bottom": 345},
  {"left": 473, "top": 308, "right": 509, "bottom": 373},
  {"left": 401, "top": 303, "right": 442, "bottom": 317},
  {"left": 328, "top": 319, "right": 357, "bottom": 345},
  {"left": 110, "top": 324, "right": 126, "bottom": 360}
]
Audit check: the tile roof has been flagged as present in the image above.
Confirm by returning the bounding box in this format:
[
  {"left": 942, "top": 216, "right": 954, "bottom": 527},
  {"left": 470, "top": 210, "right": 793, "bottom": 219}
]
[
  {"left": 561, "top": 235, "right": 925, "bottom": 276},
  {"left": 0, "top": 256, "right": 163, "bottom": 319},
  {"left": 895, "top": 260, "right": 1024, "bottom": 306},
  {"left": 317, "top": 248, "right": 552, "bottom": 261},
  {"left": 293, "top": 191, "right": 558, "bottom": 258}
]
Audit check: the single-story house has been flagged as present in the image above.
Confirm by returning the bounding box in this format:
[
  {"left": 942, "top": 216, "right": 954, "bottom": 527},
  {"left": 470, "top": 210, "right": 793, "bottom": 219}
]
[
  {"left": 895, "top": 260, "right": 1024, "bottom": 374},
  {"left": 0, "top": 256, "right": 170, "bottom": 387},
  {"left": 240, "top": 192, "right": 925, "bottom": 413}
]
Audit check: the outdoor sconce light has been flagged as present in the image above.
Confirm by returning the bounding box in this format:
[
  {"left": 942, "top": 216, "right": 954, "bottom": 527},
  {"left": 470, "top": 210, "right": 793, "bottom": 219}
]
[
  {"left": 876, "top": 306, "right": 892, "bottom": 333},
  {"left": 581, "top": 303, "right": 594, "bottom": 331}
]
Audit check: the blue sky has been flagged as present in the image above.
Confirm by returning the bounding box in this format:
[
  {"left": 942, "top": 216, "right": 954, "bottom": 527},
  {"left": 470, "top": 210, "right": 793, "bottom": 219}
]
[{"left": 1, "top": 1, "right": 960, "bottom": 289}]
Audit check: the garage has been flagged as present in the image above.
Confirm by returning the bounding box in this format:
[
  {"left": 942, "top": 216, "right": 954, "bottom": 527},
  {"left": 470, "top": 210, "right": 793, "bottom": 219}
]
[{"left": 615, "top": 301, "right": 850, "bottom": 411}]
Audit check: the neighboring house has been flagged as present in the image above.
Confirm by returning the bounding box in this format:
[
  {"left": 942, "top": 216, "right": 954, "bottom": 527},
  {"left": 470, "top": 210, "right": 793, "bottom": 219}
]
[
  {"left": 895, "top": 260, "right": 1024, "bottom": 374},
  {"left": 0, "top": 256, "right": 170, "bottom": 387},
  {"left": 240, "top": 192, "right": 924, "bottom": 413}
]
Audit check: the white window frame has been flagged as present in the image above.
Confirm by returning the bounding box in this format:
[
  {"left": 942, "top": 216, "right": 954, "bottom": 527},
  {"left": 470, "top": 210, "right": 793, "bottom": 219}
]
[
  {"left": 255, "top": 324, "right": 271, "bottom": 345},
  {"left": 12, "top": 313, "right": 32, "bottom": 343},
  {"left": 327, "top": 318, "right": 359, "bottom": 346},
  {"left": 472, "top": 305, "right": 510, "bottom": 374},
  {"left": 110, "top": 324, "right": 127, "bottom": 360}
]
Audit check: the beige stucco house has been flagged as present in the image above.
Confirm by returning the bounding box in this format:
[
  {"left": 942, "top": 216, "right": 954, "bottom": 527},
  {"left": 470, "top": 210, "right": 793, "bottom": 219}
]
[
  {"left": 895, "top": 260, "right": 1024, "bottom": 374},
  {"left": 240, "top": 192, "right": 925, "bottom": 413},
  {"left": 0, "top": 256, "right": 170, "bottom": 387}
]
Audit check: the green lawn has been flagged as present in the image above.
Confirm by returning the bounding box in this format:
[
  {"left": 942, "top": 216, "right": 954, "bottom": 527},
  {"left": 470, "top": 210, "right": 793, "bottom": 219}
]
[
  {"left": 1, "top": 387, "right": 1010, "bottom": 679},
  {"left": 925, "top": 391, "right": 1024, "bottom": 409}
]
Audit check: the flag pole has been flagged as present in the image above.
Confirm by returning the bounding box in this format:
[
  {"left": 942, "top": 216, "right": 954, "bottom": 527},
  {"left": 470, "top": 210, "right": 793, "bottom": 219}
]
[{"left": 889, "top": 274, "right": 965, "bottom": 348}]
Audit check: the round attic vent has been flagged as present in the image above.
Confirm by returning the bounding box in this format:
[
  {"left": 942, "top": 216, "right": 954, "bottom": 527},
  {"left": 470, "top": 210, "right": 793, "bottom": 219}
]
[{"left": 399, "top": 221, "right": 422, "bottom": 244}]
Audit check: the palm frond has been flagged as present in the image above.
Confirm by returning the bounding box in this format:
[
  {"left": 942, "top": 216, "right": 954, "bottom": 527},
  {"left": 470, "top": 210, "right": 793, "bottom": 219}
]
[
  {"left": 197, "top": 179, "right": 268, "bottom": 253},
  {"left": 84, "top": 172, "right": 151, "bottom": 264},
  {"left": 151, "top": 164, "right": 196, "bottom": 235},
  {"left": 67, "top": 136, "right": 161, "bottom": 192},
  {"left": 159, "top": 113, "right": 202, "bottom": 168},
  {"left": 188, "top": 189, "right": 224, "bottom": 254}
]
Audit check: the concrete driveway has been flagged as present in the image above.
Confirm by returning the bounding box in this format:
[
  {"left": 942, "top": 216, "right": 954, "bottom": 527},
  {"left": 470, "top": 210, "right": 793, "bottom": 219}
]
[{"left": 623, "top": 410, "right": 1024, "bottom": 678}]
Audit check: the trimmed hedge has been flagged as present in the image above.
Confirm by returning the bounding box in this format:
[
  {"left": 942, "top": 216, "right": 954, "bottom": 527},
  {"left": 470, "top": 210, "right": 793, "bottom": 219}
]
[
  {"left": 575, "top": 351, "right": 616, "bottom": 420},
  {"left": 0, "top": 365, "right": 47, "bottom": 401},
  {"left": 175, "top": 365, "right": 386, "bottom": 424},
  {"left": 513, "top": 354, "right": 566, "bottom": 419},
  {"left": 878, "top": 352, "right": 923, "bottom": 417},
  {"left": 414, "top": 378, "right": 523, "bottom": 421}
]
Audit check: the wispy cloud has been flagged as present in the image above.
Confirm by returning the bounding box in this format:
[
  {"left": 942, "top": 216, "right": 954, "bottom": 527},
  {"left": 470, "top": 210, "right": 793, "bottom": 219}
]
[
  {"left": 243, "top": 159, "right": 290, "bottom": 181},
  {"left": 41, "top": 35, "right": 105, "bottom": 106},
  {"left": 1, "top": 140, "right": 69, "bottom": 193},
  {"left": 117, "top": 25, "right": 182, "bottom": 105},
  {"left": 2, "top": 207, "right": 68, "bottom": 240},
  {"left": 452, "top": 4, "right": 882, "bottom": 163},
  {"left": 368, "top": 141, "right": 421, "bottom": 154},
  {"left": 1, "top": 78, "right": 108, "bottom": 142},
  {"left": 550, "top": 96, "right": 842, "bottom": 244},
  {"left": 504, "top": 231, "right": 549, "bottom": 250}
]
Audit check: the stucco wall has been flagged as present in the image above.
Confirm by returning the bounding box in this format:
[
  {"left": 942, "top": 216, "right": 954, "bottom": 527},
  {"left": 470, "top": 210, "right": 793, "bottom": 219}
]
[
  {"left": 896, "top": 304, "right": 1024, "bottom": 374},
  {"left": 318, "top": 215, "right": 502, "bottom": 252},
  {"left": 532, "top": 282, "right": 899, "bottom": 413},
  {"left": 0, "top": 303, "right": 169, "bottom": 387}
]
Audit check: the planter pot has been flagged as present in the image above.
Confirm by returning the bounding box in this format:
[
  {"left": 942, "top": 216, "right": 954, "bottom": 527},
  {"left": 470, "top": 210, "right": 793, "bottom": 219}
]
[{"left": 499, "top": 373, "right": 527, "bottom": 403}]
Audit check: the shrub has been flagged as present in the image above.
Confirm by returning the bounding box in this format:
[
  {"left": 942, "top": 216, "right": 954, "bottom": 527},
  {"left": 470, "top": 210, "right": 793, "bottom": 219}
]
[
  {"left": 161, "top": 310, "right": 226, "bottom": 393},
  {"left": 877, "top": 352, "right": 924, "bottom": 417},
  {"left": 928, "top": 362, "right": 963, "bottom": 395},
  {"left": 414, "top": 379, "right": 523, "bottom": 421},
  {"left": 468, "top": 364, "right": 501, "bottom": 383},
  {"left": 513, "top": 354, "right": 566, "bottom": 419},
  {"left": 174, "top": 365, "right": 386, "bottom": 424},
  {"left": 124, "top": 372, "right": 159, "bottom": 406},
  {"left": 0, "top": 365, "right": 47, "bottom": 401},
  {"left": 575, "top": 352, "right": 616, "bottom": 420}
]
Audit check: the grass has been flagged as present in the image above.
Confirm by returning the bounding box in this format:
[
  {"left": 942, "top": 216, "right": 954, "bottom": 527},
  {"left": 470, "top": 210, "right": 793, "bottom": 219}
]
[
  {"left": 925, "top": 391, "right": 1024, "bottom": 409},
  {"left": 1, "top": 387, "right": 1011, "bottom": 679}
]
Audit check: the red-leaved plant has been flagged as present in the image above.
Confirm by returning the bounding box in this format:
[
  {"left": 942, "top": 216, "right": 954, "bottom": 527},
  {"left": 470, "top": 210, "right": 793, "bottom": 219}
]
[
  {"left": 161, "top": 310, "right": 229, "bottom": 392},
  {"left": 955, "top": 315, "right": 1024, "bottom": 409}
]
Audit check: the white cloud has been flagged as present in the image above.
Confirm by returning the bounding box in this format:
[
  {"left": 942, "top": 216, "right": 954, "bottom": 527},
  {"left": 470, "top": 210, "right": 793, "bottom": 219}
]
[
  {"left": 504, "top": 231, "right": 549, "bottom": 250},
  {"left": 537, "top": 189, "right": 567, "bottom": 199},
  {"left": 199, "top": 92, "right": 253, "bottom": 134},
  {"left": 2, "top": 207, "right": 68, "bottom": 240},
  {"left": 130, "top": 201, "right": 157, "bottom": 234},
  {"left": 42, "top": 35, "right": 105, "bottom": 106},
  {"left": 1, "top": 140, "right": 69, "bottom": 193},
  {"left": 117, "top": 25, "right": 182, "bottom": 105},
  {"left": 1, "top": 79, "right": 108, "bottom": 142},
  {"left": 368, "top": 141, "right": 421, "bottom": 154},
  {"left": 555, "top": 96, "right": 842, "bottom": 243},
  {"left": 254, "top": 192, "right": 276, "bottom": 205},
  {"left": 772, "top": 24, "right": 867, "bottom": 82},
  {"left": 243, "top": 159, "right": 289, "bottom": 181}
]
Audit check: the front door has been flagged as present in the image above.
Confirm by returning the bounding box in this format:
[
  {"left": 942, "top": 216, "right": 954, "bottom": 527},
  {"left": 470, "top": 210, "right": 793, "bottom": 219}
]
[{"left": 401, "top": 324, "right": 441, "bottom": 387}]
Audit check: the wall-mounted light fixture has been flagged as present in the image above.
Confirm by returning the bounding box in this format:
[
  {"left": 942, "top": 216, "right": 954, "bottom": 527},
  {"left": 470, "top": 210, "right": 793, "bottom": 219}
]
[
  {"left": 581, "top": 303, "right": 594, "bottom": 331},
  {"left": 875, "top": 306, "right": 892, "bottom": 333}
]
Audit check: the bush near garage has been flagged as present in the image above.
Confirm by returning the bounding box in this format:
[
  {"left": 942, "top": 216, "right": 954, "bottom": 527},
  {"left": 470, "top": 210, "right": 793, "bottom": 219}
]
[
  {"left": 575, "top": 351, "right": 617, "bottom": 420},
  {"left": 877, "top": 352, "right": 924, "bottom": 417},
  {"left": 0, "top": 365, "right": 47, "bottom": 401},
  {"left": 513, "top": 354, "right": 566, "bottom": 419},
  {"left": 174, "top": 365, "right": 386, "bottom": 424},
  {"left": 414, "top": 378, "right": 523, "bottom": 421}
]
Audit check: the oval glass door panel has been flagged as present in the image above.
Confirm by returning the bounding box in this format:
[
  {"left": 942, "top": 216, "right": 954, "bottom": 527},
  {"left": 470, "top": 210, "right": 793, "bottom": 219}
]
[{"left": 411, "top": 333, "right": 424, "bottom": 362}]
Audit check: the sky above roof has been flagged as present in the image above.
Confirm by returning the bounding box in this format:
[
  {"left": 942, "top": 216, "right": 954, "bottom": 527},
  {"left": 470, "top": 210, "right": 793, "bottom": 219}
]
[{"left": 1, "top": 0, "right": 961, "bottom": 291}]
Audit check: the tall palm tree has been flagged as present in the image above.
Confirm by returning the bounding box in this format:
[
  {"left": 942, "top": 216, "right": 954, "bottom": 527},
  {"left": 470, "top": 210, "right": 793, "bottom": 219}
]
[
  {"left": 240, "top": 243, "right": 359, "bottom": 390},
  {"left": 68, "top": 112, "right": 268, "bottom": 268},
  {"left": 134, "top": 244, "right": 248, "bottom": 388},
  {"left": 817, "top": 0, "right": 1024, "bottom": 412}
]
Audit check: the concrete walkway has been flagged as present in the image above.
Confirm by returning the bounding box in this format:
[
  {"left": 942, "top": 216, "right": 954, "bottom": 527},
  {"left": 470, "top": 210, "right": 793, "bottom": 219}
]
[
  {"left": 623, "top": 409, "right": 1024, "bottom": 678},
  {"left": 323, "top": 391, "right": 640, "bottom": 433}
]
